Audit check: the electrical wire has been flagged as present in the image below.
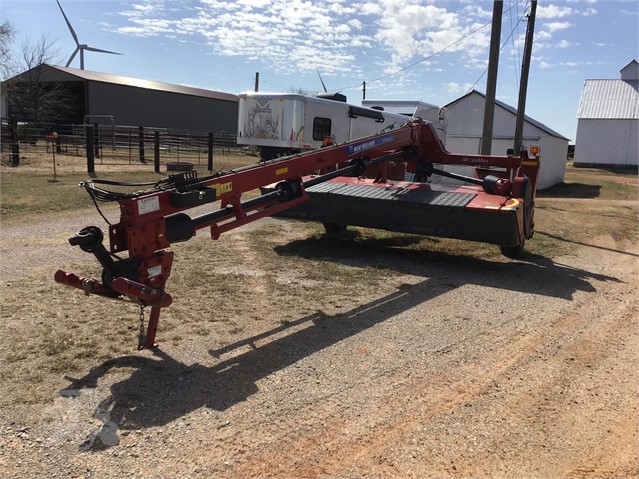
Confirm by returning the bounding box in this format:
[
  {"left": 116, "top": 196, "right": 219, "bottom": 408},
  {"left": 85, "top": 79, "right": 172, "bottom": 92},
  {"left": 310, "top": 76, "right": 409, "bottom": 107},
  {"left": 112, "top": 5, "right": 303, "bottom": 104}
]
[
  {"left": 465, "top": 2, "right": 529, "bottom": 93},
  {"left": 334, "top": 0, "right": 529, "bottom": 93},
  {"left": 513, "top": 0, "right": 529, "bottom": 87}
]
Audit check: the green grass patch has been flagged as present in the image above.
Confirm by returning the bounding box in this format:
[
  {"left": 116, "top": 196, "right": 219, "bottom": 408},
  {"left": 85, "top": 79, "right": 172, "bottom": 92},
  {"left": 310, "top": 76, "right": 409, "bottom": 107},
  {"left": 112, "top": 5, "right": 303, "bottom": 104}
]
[
  {"left": 0, "top": 153, "right": 258, "bottom": 221},
  {"left": 0, "top": 170, "right": 165, "bottom": 219}
]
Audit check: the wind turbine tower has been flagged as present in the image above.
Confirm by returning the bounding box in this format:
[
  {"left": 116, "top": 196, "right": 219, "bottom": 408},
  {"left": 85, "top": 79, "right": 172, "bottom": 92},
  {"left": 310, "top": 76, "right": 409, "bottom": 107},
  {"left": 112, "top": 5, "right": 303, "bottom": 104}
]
[{"left": 56, "top": 0, "right": 121, "bottom": 70}]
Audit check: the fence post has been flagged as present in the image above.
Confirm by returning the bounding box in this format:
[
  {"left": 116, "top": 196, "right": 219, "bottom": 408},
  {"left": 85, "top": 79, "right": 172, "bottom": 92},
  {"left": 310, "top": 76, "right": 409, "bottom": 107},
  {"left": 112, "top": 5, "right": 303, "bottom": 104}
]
[
  {"left": 208, "top": 132, "right": 214, "bottom": 172},
  {"left": 94, "top": 123, "right": 101, "bottom": 161},
  {"left": 9, "top": 117, "right": 19, "bottom": 167},
  {"left": 85, "top": 125, "right": 95, "bottom": 175},
  {"left": 154, "top": 130, "right": 160, "bottom": 173},
  {"left": 138, "top": 126, "right": 146, "bottom": 163}
]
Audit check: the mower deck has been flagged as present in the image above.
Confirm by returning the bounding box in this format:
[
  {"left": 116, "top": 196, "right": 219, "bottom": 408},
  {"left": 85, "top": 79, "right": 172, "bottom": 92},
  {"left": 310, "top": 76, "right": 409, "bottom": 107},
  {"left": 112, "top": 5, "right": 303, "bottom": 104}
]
[{"left": 278, "top": 177, "right": 525, "bottom": 247}]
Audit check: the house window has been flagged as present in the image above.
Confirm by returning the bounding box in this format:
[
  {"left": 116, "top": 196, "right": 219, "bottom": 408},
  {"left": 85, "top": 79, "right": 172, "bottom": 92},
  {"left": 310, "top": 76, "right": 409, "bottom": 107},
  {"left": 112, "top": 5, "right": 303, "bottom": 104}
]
[{"left": 313, "top": 117, "right": 331, "bottom": 141}]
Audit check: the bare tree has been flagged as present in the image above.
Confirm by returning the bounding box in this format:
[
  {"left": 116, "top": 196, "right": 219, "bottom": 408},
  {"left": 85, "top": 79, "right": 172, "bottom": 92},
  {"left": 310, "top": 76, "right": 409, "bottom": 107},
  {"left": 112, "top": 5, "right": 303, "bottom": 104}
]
[
  {"left": 287, "top": 87, "right": 318, "bottom": 96},
  {"left": 5, "top": 35, "right": 81, "bottom": 123},
  {"left": 20, "top": 34, "right": 59, "bottom": 72},
  {"left": 0, "top": 19, "right": 15, "bottom": 79}
]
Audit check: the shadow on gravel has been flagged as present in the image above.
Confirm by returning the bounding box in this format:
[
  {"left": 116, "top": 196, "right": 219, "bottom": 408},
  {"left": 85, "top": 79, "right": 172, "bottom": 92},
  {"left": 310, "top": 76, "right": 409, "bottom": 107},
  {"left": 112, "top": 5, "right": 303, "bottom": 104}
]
[{"left": 61, "top": 247, "right": 623, "bottom": 450}]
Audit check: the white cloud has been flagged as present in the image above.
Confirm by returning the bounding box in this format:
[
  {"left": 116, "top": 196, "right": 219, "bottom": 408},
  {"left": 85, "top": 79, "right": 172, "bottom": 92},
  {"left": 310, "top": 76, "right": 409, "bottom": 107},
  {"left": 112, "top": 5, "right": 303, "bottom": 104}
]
[
  {"left": 544, "top": 21, "right": 572, "bottom": 33},
  {"left": 349, "top": 18, "right": 363, "bottom": 30},
  {"left": 359, "top": 2, "right": 382, "bottom": 15},
  {"left": 445, "top": 82, "right": 461, "bottom": 93},
  {"left": 461, "top": 5, "right": 491, "bottom": 18},
  {"left": 537, "top": 5, "right": 572, "bottom": 19},
  {"left": 445, "top": 82, "right": 474, "bottom": 94},
  {"left": 109, "top": 0, "right": 516, "bottom": 89},
  {"left": 373, "top": 0, "right": 491, "bottom": 73}
]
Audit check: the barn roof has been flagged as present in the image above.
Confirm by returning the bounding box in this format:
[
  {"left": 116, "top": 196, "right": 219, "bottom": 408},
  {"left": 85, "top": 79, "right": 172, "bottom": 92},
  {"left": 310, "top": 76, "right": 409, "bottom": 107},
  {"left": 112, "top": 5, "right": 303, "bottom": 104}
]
[
  {"left": 576, "top": 79, "right": 639, "bottom": 119},
  {"left": 445, "top": 90, "right": 569, "bottom": 140},
  {"left": 4, "top": 64, "right": 238, "bottom": 103}
]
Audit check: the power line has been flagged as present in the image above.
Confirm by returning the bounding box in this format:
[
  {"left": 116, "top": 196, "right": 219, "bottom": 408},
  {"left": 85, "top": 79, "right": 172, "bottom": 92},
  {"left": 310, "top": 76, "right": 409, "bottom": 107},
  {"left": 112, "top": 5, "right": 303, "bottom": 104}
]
[
  {"left": 466, "top": 1, "right": 529, "bottom": 93},
  {"left": 335, "top": 0, "right": 529, "bottom": 93},
  {"left": 261, "top": 78, "right": 290, "bottom": 91},
  {"left": 513, "top": 0, "right": 529, "bottom": 88}
]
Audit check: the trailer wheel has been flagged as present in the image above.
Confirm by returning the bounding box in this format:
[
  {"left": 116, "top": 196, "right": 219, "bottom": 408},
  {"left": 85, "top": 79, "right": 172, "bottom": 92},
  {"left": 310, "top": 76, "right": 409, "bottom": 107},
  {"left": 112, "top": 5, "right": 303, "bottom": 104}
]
[
  {"left": 323, "top": 223, "right": 347, "bottom": 235},
  {"left": 500, "top": 243, "right": 525, "bottom": 258}
]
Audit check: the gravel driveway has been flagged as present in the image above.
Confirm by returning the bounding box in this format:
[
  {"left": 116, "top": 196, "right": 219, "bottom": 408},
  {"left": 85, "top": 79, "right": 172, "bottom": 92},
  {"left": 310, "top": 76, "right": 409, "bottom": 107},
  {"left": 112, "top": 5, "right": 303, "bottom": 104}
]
[{"left": 0, "top": 206, "right": 637, "bottom": 479}]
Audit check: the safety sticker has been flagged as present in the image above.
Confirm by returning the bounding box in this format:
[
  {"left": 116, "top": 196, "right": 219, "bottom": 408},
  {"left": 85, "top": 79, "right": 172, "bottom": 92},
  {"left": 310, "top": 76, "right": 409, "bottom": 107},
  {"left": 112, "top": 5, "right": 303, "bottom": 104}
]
[
  {"left": 138, "top": 196, "right": 160, "bottom": 215},
  {"left": 212, "top": 182, "right": 233, "bottom": 194},
  {"left": 147, "top": 265, "right": 162, "bottom": 278}
]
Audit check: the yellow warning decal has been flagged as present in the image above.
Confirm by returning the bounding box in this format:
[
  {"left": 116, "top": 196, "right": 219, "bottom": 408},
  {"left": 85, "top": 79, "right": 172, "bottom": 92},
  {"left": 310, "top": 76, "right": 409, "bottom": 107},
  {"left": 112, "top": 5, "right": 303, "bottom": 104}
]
[
  {"left": 212, "top": 182, "right": 233, "bottom": 195},
  {"left": 484, "top": 198, "right": 520, "bottom": 211},
  {"left": 276, "top": 167, "right": 289, "bottom": 175},
  {"left": 506, "top": 198, "right": 520, "bottom": 209},
  {"left": 522, "top": 160, "right": 538, "bottom": 166}
]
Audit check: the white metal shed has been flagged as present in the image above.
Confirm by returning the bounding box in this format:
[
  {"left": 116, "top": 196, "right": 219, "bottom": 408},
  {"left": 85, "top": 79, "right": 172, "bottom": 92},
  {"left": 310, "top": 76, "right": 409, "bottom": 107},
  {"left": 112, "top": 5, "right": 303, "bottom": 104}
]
[
  {"left": 574, "top": 60, "right": 639, "bottom": 167},
  {"left": 442, "top": 90, "right": 569, "bottom": 190}
]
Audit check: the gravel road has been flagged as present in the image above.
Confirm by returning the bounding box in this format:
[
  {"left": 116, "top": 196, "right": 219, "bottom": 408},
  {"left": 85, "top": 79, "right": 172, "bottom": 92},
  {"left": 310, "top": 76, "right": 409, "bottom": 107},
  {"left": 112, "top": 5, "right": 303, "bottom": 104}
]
[{"left": 0, "top": 207, "right": 637, "bottom": 479}]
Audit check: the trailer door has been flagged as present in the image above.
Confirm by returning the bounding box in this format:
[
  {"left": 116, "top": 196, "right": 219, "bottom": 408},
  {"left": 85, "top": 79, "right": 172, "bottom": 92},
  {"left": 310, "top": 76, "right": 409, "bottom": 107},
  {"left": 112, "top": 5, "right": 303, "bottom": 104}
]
[{"left": 347, "top": 106, "right": 385, "bottom": 141}]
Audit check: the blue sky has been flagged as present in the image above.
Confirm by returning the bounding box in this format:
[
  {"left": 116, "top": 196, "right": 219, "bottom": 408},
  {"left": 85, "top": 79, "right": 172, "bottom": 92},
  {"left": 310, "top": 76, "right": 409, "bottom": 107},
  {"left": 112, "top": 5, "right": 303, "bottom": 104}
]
[{"left": 3, "top": 0, "right": 638, "bottom": 141}]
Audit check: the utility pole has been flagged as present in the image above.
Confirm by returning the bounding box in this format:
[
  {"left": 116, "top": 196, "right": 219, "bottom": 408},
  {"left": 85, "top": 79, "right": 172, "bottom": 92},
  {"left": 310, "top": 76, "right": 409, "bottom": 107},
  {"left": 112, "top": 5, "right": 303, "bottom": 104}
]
[
  {"left": 481, "top": 0, "right": 503, "bottom": 155},
  {"left": 362, "top": 81, "right": 366, "bottom": 100},
  {"left": 254, "top": 72, "right": 259, "bottom": 92},
  {"left": 513, "top": 0, "right": 537, "bottom": 153}
]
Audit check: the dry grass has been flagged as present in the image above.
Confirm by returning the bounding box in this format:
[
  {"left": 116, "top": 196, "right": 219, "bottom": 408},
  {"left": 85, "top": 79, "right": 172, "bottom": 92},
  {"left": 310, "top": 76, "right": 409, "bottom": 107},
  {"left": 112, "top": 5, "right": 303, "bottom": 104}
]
[
  {"left": 0, "top": 149, "right": 258, "bottom": 219},
  {"left": 0, "top": 156, "right": 637, "bottom": 407}
]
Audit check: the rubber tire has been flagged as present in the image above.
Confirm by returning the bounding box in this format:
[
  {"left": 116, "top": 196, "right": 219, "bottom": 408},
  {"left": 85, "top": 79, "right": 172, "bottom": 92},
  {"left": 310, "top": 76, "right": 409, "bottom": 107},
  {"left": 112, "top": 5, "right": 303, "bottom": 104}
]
[
  {"left": 500, "top": 243, "right": 525, "bottom": 259},
  {"left": 323, "top": 223, "right": 347, "bottom": 234}
]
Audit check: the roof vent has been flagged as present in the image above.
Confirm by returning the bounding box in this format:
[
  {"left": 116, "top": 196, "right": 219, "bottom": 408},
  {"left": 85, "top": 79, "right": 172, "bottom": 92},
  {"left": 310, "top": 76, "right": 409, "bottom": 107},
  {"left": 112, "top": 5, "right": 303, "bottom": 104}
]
[{"left": 316, "top": 92, "right": 347, "bottom": 103}]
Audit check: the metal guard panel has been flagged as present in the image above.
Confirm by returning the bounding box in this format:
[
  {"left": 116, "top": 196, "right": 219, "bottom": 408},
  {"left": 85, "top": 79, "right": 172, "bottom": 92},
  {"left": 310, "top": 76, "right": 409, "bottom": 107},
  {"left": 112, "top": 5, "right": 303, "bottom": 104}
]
[
  {"left": 306, "top": 182, "right": 477, "bottom": 208},
  {"left": 283, "top": 182, "right": 522, "bottom": 247}
]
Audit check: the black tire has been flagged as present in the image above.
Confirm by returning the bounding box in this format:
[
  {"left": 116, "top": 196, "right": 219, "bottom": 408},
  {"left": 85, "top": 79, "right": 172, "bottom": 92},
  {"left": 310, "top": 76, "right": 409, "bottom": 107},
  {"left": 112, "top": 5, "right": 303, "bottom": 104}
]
[
  {"left": 500, "top": 243, "right": 525, "bottom": 258},
  {"left": 323, "top": 223, "right": 347, "bottom": 234}
]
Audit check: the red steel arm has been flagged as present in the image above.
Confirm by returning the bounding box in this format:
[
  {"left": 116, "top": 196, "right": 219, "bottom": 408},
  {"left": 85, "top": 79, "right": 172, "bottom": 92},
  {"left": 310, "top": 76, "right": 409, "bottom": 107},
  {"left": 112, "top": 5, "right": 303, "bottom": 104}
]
[{"left": 55, "top": 120, "right": 538, "bottom": 348}]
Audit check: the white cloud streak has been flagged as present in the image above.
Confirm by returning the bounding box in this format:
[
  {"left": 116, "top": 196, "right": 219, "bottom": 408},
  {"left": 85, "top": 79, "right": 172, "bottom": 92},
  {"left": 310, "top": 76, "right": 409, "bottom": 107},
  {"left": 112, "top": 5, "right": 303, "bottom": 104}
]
[{"left": 114, "top": 0, "right": 492, "bottom": 82}]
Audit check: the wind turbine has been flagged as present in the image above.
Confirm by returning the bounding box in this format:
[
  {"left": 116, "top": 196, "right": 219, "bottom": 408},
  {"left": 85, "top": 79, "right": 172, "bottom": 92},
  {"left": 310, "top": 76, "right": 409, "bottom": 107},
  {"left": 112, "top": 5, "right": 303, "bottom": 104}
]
[
  {"left": 56, "top": 0, "right": 121, "bottom": 70},
  {"left": 316, "top": 68, "right": 328, "bottom": 93}
]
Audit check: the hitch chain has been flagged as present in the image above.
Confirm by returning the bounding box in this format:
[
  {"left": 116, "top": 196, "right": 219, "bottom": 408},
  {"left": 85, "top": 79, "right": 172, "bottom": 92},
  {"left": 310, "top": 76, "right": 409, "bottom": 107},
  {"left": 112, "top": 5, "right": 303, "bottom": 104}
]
[{"left": 137, "top": 304, "right": 146, "bottom": 350}]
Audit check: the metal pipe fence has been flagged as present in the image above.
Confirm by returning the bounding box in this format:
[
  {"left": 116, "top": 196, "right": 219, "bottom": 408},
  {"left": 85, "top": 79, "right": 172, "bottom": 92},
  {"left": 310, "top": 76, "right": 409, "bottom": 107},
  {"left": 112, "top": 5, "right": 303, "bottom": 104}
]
[{"left": 0, "top": 118, "right": 240, "bottom": 169}]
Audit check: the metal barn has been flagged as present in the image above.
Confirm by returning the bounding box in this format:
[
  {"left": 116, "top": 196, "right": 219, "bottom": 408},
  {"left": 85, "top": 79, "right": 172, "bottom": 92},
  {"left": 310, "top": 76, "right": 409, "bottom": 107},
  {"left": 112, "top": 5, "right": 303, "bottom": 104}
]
[
  {"left": 1, "top": 64, "right": 238, "bottom": 132},
  {"left": 443, "top": 90, "right": 569, "bottom": 190},
  {"left": 574, "top": 60, "right": 638, "bottom": 168}
]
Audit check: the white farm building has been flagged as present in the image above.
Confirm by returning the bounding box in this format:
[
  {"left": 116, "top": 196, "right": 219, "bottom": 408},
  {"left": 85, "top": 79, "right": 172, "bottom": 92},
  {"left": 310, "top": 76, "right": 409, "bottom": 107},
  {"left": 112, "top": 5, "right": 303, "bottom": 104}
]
[
  {"left": 442, "top": 90, "right": 570, "bottom": 190},
  {"left": 574, "top": 60, "right": 639, "bottom": 168}
]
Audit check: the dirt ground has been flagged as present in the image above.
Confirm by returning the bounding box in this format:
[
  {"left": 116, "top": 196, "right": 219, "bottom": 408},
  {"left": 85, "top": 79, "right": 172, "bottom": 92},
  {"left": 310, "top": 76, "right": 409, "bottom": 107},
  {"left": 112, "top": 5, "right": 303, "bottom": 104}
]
[{"left": 0, "top": 157, "right": 638, "bottom": 478}]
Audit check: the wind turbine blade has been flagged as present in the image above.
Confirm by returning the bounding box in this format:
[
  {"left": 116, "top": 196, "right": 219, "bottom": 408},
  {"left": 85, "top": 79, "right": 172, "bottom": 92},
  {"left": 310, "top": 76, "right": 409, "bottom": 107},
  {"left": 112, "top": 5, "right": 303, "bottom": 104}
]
[
  {"left": 66, "top": 47, "right": 79, "bottom": 67},
  {"left": 316, "top": 68, "right": 328, "bottom": 92},
  {"left": 56, "top": 0, "right": 80, "bottom": 46},
  {"left": 84, "top": 46, "right": 122, "bottom": 55}
]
